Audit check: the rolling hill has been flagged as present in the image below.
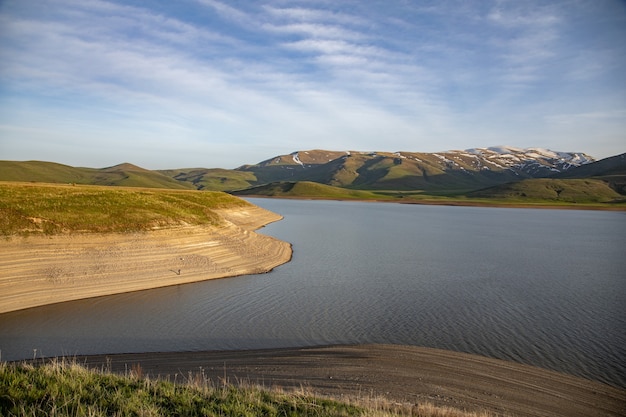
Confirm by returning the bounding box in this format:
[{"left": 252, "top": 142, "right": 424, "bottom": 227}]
[
  {"left": 467, "top": 178, "right": 624, "bottom": 203},
  {"left": 0, "top": 161, "right": 194, "bottom": 190}
]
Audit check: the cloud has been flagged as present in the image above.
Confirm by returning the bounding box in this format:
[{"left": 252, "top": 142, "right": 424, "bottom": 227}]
[{"left": 0, "top": 0, "right": 624, "bottom": 167}]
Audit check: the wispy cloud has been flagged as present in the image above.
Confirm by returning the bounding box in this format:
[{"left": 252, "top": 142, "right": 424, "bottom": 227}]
[{"left": 0, "top": 0, "right": 624, "bottom": 168}]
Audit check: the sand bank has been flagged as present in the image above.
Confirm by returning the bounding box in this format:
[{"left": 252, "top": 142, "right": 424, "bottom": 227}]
[
  {"left": 0, "top": 205, "right": 291, "bottom": 314},
  {"left": 75, "top": 344, "right": 625, "bottom": 417}
]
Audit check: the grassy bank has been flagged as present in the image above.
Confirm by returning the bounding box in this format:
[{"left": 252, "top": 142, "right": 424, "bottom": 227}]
[
  {"left": 233, "top": 181, "right": 626, "bottom": 210},
  {"left": 0, "top": 182, "right": 250, "bottom": 236},
  {"left": 0, "top": 360, "right": 497, "bottom": 417}
]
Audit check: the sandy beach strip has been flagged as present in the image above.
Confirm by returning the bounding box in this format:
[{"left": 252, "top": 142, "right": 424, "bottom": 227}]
[
  {"left": 0, "top": 205, "right": 292, "bottom": 314},
  {"left": 72, "top": 344, "right": 625, "bottom": 417}
]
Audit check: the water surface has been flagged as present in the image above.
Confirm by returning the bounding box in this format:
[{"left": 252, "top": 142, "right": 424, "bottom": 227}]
[{"left": 1, "top": 200, "right": 625, "bottom": 387}]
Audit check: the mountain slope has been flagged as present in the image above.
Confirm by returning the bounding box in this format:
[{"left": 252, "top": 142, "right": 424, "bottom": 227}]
[
  {"left": 552, "top": 153, "right": 626, "bottom": 195},
  {"left": 552, "top": 153, "right": 626, "bottom": 178}
]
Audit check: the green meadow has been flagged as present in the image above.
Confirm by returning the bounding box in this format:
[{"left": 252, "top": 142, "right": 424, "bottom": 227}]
[{"left": 0, "top": 182, "right": 248, "bottom": 236}]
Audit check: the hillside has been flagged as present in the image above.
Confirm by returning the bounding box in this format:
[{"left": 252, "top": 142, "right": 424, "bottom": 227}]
[
  {"left": 231, "top": 181, "right": 390, "bottom": 200},
  {"left": 466, "top": 153, "right": 626, "bottom": 204},
  {"left": 552, "top": 152, "right": 626, "bottom": 194},
  {"left": 0, "top": 161, "right": 193, "bottom": 190},
  {"left": 158, "top": 167, "right": 257, "bottom": 191},
  {"left": 552, "top": 152, "right": 626, "bottom": 178},
  {"left": 0, "top": 160, "right": 98, "bottom": 184},
  {"left": 467, "top": 178, "right": 625, "bottom": 204}
]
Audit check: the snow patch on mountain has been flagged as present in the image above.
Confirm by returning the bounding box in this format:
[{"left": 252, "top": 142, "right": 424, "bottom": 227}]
[
  {"left": 446, "top": 146, "right": 595, "bottom": 177},
  {"left": 291, "top": 152, "right": 304, "bottom": 167}
]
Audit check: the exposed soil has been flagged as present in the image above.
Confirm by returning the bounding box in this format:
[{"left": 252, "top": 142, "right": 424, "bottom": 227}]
[{"left": 0, "top": 206, "right": 292, "bottom": 313}]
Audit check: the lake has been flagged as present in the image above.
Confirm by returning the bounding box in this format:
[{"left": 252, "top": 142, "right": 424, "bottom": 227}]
[{"left": 1, "top": 199, "right": 625, "bottom": 388}]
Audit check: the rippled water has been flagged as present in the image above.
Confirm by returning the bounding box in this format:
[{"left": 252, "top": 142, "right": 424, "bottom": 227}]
[{"left": 1, "top": 200, "right": 625, "bottom": 388}]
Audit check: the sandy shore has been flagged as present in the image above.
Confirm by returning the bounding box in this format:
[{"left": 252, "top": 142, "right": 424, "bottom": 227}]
[
  {"left": 0, "top": 205, "right": 292, "bottom": 314},
  {"left": 73, "top": 344, "right": 625, "bottom": 417}
]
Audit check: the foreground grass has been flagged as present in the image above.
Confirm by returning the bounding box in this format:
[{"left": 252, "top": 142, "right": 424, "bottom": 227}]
[
  {"left": 0, "top": 182, "right": 250, "bottom": 236},
  {"left": 0, "top": 361, "right": 499, "bottom": 417}
]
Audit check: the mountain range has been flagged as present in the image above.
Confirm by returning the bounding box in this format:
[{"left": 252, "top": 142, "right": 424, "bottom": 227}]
[
  {"left": 1, "top": 147, "right": 625, "bottom": 204},
  {"left": 232, "top": 147, "right": 595, "bottom": 191}
]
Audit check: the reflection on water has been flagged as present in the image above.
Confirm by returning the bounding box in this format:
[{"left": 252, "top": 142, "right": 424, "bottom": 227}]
[{"left": 1, "top": 200, "right": 625, "bottom": 388}]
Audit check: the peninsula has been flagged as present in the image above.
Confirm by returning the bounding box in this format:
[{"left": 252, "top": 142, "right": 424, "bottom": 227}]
[{"left": 0, "top": 182, "right": 292, "bottom": 313}]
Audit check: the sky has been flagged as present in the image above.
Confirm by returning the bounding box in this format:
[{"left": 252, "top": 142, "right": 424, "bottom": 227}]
[{"left": 0, "top": 0, "right": 625, "bottom": 169}]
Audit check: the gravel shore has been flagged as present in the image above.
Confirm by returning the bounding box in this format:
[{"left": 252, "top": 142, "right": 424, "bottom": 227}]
[{"left": 76, "top": 344, "right": 626, "bottom": 417}]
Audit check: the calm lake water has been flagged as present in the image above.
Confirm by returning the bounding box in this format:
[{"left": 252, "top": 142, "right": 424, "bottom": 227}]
[{"left": 1, "top": 199, "right": 625, "bottom": 388}]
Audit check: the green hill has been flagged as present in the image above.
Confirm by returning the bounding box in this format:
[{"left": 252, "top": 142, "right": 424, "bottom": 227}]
[
  {"left": 93, "top": 163, "right": 194, "bottom": 189},
  {"left": 158, "top": 167, "right": 257, "bottom": 191},
  {"left": 467, "top": 154, "right": 626, "bottom": 205},
  {"left": 0, "top": 161, "right": 193, "bottom": 190},
  {"left": 231, "top": 181, "right": 391, "bottom": 200},
  {"left": 467, "top": 178, "right": 625, "bottom": 204},
  {"left": 0, "top": 160, "right": 97, "bottom": 184}
]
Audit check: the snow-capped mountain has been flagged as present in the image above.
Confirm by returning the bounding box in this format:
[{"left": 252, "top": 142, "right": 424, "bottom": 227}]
[
  {"left": 236, "top": 147, "right": 595, "bottom": 191},
  {"left": 461, "top": 146, "right": 594, "bottom": 175}
]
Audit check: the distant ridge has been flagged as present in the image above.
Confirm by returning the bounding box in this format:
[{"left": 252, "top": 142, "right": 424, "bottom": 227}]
[{"left": 4, "top": 148, "right": 625, "bottom": 202}]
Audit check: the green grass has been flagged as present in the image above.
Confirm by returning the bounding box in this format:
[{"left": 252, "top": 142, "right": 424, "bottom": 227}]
[
  {"left": 0, "top": 182, "right": 250, "bottom": 236},
  {"left": 0, "top": 360, "right": 499, "bottom": 417},
  {"left": 0, "top": 360, "right": 362, "bottom": 417}
]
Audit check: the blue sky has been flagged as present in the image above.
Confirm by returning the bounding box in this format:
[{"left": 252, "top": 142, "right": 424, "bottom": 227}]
[{"left": 1, "top": 0, "right": 624, "bottom": 169}]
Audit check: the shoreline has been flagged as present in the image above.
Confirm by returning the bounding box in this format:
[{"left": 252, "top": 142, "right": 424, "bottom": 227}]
[
  {"left": 242, "top": 194, "right": 626, "bottom": 211},
  {"left": 54, "top": 344, "right": 626, "bottom": 417},
  {"left": 0, "top": 205, "right": 292, "bottom": 314}
]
